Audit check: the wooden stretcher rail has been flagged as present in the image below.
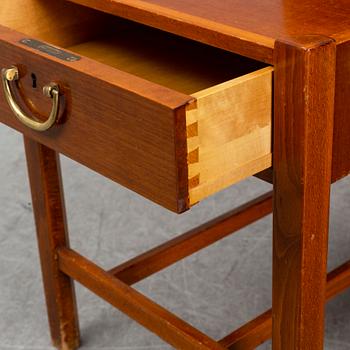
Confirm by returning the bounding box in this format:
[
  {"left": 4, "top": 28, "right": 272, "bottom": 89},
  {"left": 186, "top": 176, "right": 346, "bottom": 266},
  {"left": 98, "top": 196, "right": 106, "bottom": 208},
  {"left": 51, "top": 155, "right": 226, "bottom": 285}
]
[
  {"left": 219, "top": 311, "right": 271, "bottom": 350},
  {"left": 219, "top": 259, "right": 350, "bottom": 349},
  {"left": 109, "top": 191, "right": 273, "bottom": 284},
  {"left": 58, "top": 248, "right": 226, "bottom": 350},
  {"left": 326, "top": 259, "right": 350, "bottom": 299},
  {"left": 58, "top": 247, "right": 350, "bottom": 350}
]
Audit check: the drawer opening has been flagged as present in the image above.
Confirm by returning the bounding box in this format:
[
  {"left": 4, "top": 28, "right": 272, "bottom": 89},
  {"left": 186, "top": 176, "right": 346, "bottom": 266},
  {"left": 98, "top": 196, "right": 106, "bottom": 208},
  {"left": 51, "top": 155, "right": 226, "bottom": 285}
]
[{"left": 66, "top": 24, "right": 267, "bottom": 95}]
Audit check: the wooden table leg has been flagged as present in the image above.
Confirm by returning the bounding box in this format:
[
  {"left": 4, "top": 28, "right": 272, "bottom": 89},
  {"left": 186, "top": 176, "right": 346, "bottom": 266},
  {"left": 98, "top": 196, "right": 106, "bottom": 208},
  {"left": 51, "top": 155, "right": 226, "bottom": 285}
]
[
  {"left": 272, "top": 37, "right": 336, "bottom": 350},
  {"left": 24, "top": 138, "right": 80, "bottom": 350}
]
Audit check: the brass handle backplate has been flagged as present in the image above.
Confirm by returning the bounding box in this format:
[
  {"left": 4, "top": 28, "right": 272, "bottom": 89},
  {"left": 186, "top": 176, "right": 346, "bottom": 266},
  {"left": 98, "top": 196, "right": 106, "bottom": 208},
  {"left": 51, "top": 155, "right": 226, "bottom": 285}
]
[{"left": 1, "top": 66, "right": 60, "bottom": 132}]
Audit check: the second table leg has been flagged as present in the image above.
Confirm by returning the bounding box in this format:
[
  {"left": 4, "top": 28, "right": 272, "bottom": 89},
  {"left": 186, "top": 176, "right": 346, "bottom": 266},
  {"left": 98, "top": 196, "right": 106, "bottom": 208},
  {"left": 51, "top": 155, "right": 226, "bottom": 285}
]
[{"left": 272, "top": 36, "right": 336, "bottom": 350}]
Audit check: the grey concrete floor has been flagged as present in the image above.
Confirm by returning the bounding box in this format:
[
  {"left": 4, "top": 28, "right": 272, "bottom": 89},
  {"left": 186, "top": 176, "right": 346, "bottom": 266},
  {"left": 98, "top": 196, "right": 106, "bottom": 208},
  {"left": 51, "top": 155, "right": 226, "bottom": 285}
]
[{"left": 1, "top": 123, "right": 350, "bottom": 350}]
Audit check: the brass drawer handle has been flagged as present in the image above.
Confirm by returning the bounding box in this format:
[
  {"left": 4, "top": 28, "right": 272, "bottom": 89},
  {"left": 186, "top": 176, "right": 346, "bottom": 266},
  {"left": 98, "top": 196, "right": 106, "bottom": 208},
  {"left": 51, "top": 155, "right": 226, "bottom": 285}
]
[{"left": 1, "top": 66, "right": 60, "bottom": 132}]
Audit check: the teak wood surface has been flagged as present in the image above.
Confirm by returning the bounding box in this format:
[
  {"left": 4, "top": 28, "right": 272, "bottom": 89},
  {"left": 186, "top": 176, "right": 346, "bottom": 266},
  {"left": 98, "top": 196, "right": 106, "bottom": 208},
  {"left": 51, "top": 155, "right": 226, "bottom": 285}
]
[
  {"left": 66, "top": 0, "right": 350, "bottom": 63},
  {"left": 1, "top": 1, "right": 350, "bottom": 350},
  {"left": 23, "top": 138, "right": 80, "bottom": 349},
  {"left": 273, "top": 37, "right": 336, "bottom": 350},
  {"left": 65, "top": 0, "right": 350, "bottom": 183},
  {"left": 0, "top": 3, "right": 274, "bottom": 212}
]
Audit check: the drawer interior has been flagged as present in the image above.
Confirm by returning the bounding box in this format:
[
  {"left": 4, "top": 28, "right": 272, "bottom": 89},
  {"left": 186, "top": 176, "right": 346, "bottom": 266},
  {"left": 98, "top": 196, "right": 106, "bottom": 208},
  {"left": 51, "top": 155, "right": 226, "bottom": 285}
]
[
  {"left": 66, "top": 27, "right": 266, "bottom": 95},
  {"left": 1, "top": 0, "right": 272, "bottom": 207}
]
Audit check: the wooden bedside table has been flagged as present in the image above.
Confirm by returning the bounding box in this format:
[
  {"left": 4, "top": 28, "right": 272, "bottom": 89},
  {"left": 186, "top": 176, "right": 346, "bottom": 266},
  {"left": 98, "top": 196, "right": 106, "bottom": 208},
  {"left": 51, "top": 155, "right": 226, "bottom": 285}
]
[{"left": 0, "top": 0, "right": 349, "bottom": 349}]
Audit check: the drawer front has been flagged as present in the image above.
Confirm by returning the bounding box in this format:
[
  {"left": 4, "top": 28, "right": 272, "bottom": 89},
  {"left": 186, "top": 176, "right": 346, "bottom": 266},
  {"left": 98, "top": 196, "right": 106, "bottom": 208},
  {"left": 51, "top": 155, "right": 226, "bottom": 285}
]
[{"left": 0, "top": 26, "right": 192, "bottom": 212}]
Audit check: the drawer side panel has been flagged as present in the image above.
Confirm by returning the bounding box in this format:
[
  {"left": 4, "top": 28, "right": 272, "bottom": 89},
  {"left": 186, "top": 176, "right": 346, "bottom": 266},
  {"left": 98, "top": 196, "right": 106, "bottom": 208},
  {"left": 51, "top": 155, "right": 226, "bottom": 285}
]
[{"left": 187, "top": 67, "right": 273, "bottom": 204}]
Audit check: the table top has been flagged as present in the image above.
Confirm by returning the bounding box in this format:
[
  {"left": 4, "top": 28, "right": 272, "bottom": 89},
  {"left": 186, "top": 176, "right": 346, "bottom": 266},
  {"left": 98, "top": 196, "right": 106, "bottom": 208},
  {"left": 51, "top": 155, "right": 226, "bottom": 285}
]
[{"left": 68, "top": 0, "right": 350, "bottom": 63}]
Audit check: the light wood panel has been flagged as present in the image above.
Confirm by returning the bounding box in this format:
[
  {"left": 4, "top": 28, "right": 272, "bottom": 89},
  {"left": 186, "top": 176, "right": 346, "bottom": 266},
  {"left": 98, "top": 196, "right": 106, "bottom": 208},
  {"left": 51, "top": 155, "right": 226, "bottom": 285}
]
[{"left": 187, "top": 67, "right": 273, "bottom": 204}]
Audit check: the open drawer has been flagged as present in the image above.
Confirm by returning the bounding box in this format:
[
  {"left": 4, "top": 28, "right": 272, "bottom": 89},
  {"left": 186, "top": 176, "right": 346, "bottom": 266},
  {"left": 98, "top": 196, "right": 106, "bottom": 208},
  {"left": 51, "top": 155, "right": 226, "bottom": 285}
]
[{"left": 0, "top": 0, "right": 272, "bottom": 212}]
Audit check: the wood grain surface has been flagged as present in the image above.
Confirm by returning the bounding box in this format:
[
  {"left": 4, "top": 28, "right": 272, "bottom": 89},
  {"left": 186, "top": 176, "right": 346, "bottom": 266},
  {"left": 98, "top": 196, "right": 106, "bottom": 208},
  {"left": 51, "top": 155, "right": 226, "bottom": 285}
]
[
  {"left": 61, "top": 1, "right": 350, "bottom": 183},
  {"left": 24, "top": 138, "right": 80, "bottom": 350},
  {"left": 273, "top": 36, "right": 336, "bottom": 350},
  {"left": 220, "top": 310, "right": 272, "bottom": 350},
  {"left": 219, "top": 258, "right": 350, "bottom": 350},
  {"left": 109, "top": 192, "right": 272, "bottom": 284},
  {"left": 59, "top": 248, "right": 226, "bottom": 350},
  {"left": 68, "top": 27, "right": 272, "bottom": 205},
  {"left": 0, "top": 0, "right": 109, "bottom": 47},
  {"left": 0, "top": 15, "right": 274, "bottom": 210},
  {"left": 66, "top": 0, "right": 350, "bottom": 63},
  {"left": 68, "top": 24, "right": 265, "bottom": 95},
  {"left": 0, "top": 25, "right": 192, "bottom": 212},
  {"left": 187, "top": 67, "right": 272, "bottom": 204},
  {"left": 331, "top": 40, "right": 350, "bottom": 181},
  {"left": 2, "top": 2, "right": 350, "bottom": 350}
]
